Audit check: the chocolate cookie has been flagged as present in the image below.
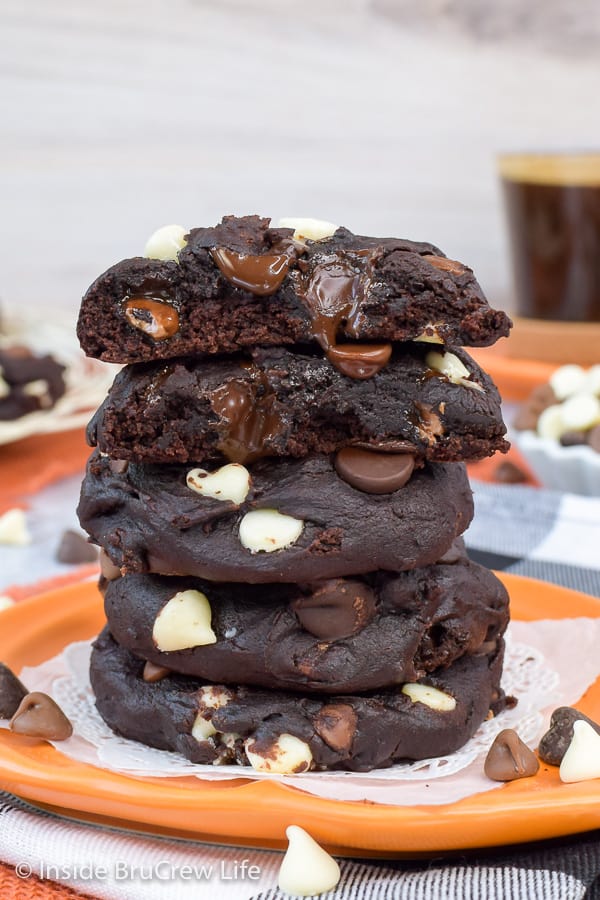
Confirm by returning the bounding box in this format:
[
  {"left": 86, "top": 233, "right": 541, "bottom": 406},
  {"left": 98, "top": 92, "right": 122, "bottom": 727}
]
[
  {"left": 77, "top": 216, "right": 511, "bottom": 364},
  {"left": 0, "top": 347, "right": 66, "bottom": 420},
  {"left": 77, "top": 451, "right": 473, "bottom": 583},
  {"left": 87, "top": 344, "right": 508, "bottom": 465},
  {"left": 90, "top": 628, "right": 507, "bottom": 772},
  {"left": 102, "top": 560, "right": 509, "bottom": 693}
]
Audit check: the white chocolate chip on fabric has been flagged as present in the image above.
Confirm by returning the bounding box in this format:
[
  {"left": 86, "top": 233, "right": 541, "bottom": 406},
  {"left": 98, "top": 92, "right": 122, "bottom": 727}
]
[
  {"left": 549, "top": 364, "right": 587, "bottom": 401},
  {"left": 278, "top": 825, "right": 341, "bottom": 897},
  {"left": 0, "top": 508, "right": 31, "bottom": 546},
  {"left": 537, "top": 404, "right": 566, "bottom": 439},
  {"left": 144, "top": 224, "right": 187, "bottom": 261},
  {"left": 239, "top": 509, "right": 303, "bottom": 553},
  {"left": 152, "top": 590, "right": 217, "bottom": 652},
  {"left": 560, "top": 720, "right": 600, "bottom": 783},
  {"left": 401, "top": 683, "right": 457, "bottom": 711},
  {"left": 277, "top": 217, "right": 338, "bottom": 242},
  {"left": 560, "top": 393, "right": 600, "bottom": 431},
  {"left": 245, "top": 733, "right": 313, "bottom": 773},
  {"left": 186, "top": 463, "right": 251, "bottom": 505},
  {"left": 191, "top": 712, "right": 217, "bottom": 742}
]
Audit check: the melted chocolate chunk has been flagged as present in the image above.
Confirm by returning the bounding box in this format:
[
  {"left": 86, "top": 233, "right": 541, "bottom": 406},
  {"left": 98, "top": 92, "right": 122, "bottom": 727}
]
[
  {"left": 314, "top": 703, "right": 357, "bottom": 752},
  {"left": 484, "top": 729, "right": 539, "bottom": 781},
  {"left": 295, "top": 248, "right": 390, "bottom": 378},
  {"left": 327, "top": 342, "right": 392, "bottom": 379},
  {"left": 291, "top": 579, "right": 377, "bottom": 640},
  {"left": 0, "top": 663, "right": 28, "bottom": 718},
  {"left": 209, "top": 373, "right": 285, "bottom": 464},
  {"left": 210, "top": 249, "right": 292, "bottom": 296},
  {"left": 334, "top": 447, "right": 415, "bottom": 494},
  {"left": 123, "top": 297, "right": 179, "bottom": 341},
  {"left": 10, "top": 692, "right": 73, "bottom": 741}
]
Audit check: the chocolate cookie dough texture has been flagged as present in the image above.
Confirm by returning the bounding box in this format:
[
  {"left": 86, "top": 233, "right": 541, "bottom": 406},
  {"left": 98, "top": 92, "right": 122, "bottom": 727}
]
[{"left": 77, "top": 215, "right": 512, "bottom": 773}]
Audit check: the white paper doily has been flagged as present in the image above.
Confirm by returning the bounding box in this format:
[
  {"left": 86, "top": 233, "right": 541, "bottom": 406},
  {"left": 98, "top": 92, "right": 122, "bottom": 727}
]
[
  {"left": 6, "top": 617, "right": 600, "bottom": 806},
  {"left": 0, "top": 313, "right": 119, "bottom": 445}
]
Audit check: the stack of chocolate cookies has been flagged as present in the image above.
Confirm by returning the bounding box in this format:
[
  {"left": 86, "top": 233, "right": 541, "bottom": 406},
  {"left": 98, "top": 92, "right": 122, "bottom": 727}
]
[{"left": 77, "top": 216, "right": 512, "bottom": 773}]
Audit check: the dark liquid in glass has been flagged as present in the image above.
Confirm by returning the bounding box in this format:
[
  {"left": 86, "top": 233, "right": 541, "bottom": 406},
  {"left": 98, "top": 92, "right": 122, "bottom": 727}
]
[{"left": 502, "top": 178, "right": 600, "bottom": 321}]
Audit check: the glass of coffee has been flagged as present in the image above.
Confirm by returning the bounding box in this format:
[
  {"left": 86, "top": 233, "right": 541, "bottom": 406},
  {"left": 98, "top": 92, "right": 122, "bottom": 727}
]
[{"left": 499, "top": 153, "right": 600, "bottom": 321}]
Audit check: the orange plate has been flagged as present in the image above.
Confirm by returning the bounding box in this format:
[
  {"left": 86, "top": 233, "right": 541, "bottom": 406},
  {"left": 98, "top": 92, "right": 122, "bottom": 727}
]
[{"left": 1, "top": 576, "right": 600, "bottom": 856}]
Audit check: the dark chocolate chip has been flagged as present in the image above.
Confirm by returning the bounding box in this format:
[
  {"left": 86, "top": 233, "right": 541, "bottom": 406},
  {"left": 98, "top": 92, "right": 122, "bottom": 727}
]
[
  {"left": 143, "top": 661, "right": 171, "bottom": 683},
  {"left": 587, "top": 425, "right": 600, "bottom": 453},
  {"left": 314, "top": 703, "right": 357, "bottom": 752},
  {"left": 291, "top": 579, "right": 376, "bottom": 640},
  {"left": 334, "top": 447, "right": 415, "bottom": 494},
  {"left": 56, "top": 529, "right": 99, "bottom": 565},
  {"left": 0, "top": 663, "right": 28, "bottom": 718},
  {"left": 484, "top": 728, "right": 539, "bottom": 781},
  {"left": 513, "top": 383, "right": 557, "bottom": 432},
  {"left": 10, "top": 691, "right": 73, "bottom": 741},
  {"left": 538, "top": 706, "right": 600, "bottom": 766},
  {"left": 560, "top": 430, "right": 588, "bottom": 447},
  {"left": 494, "top": 460, "right": 528, "bottom": 484}
]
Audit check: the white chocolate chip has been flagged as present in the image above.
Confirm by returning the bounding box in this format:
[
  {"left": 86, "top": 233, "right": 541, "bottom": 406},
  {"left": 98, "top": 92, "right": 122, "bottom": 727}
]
[
  {"left": 197, "top": 685, "right": 233, "bottom": 710},
  {"left": 187, "top": 463, "right": 251, "bottom": 505},
  {"left": 22, "top": 379, "right": 52, "bottom": 408},
  {"left": 144, "top": 224, "right": 187, "bottom": 261},
  {"left": 458, "top": 377, "right": 485, "bottom": 393},
  {"left": 401, "top": 683, "right": 456, "bottom": 711},
  {"left": 0, "top": 508, "right": 31, "bottom": 546},
  {"left": 245, "top": 733, "right": 313, "bottom": 773},
  {"left": 414, "top": 323, "right": 444, "bottom": 344},
  {"left": 221, "top": 732, "right": 240, "bottom": 749},
  {"left": 239, "top": 509, "right": 303, "bottom": 553},
  {"left": 536, "top": 404, "right": 566, "bottom": 439},
  {"left": 0, "top": 595, "right": 15, "bottom": 612},
  {"left": 191, "top": 712, "right": 217, "bottom": 742},
  {"left": 549, "top": 364, "right": 587, "bottom": 400},
  {"left": 0, "top": 370, "right": 10, "bottom": 400},
  {"left": 277, "top": 217, "right": 338, "bottom": 242},
  {"left": 152, "top": 590, "right": 217, "bottom": 652},
  {"left": 425, "top": 350, "right": 470, "bottom": 384},
  {"left": 278, "top": 825, "right": 341, "bottom": 897},
  {"left": 560, "top": 393, "right": 600, "bottom": 431},
  {"left": 559, "top": 720, "right": 600, "bottom": 783},
  {"left": 584, "top": 365, "right": 600, "bottom": 397}
]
